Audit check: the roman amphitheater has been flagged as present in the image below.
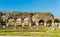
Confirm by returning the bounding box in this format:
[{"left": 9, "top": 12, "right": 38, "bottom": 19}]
[{"left": 0, "top": 12, "right": 60, "bottom": 30}]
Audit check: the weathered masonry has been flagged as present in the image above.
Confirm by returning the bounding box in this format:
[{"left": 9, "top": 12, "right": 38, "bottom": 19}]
[{"left": 0, "top": 12, "right": 60, "bottom": 30}]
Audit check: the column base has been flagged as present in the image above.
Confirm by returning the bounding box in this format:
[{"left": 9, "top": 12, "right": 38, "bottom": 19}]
[
  {"left": 21, "top": 23, "right": 24, "bottom": 28},
  {"left": 6, "top": 23, "right": 8, "bottom": 29},
  {"left": 51, "top": 26, "right": 55, "bottom": 30},
  {"left": 35, "top": 26, "right": 39, "bottom": 29},
  {"left": 43, "top": 26, "right": 46, "bottom": 29},
  {"left": 3, "top": 26, "right": 6, "bottom": 29}
]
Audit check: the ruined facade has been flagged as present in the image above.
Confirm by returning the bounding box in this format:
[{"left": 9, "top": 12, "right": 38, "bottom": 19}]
[{"left": 0, "top": 12, "right": 58, "bottom": 30}]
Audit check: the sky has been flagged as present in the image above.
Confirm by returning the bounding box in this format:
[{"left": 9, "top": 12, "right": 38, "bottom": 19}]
[{"left": 0, "top": 0, "right": 60, "bottom": 16}]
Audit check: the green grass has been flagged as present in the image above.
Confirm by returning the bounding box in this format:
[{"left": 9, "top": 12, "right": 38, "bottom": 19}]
[
  {"left": 0, "top": 29, "right": 60, "bottom": 37},
  {"left": 0, "top": 29, "right": 46, "bottom": 32}
]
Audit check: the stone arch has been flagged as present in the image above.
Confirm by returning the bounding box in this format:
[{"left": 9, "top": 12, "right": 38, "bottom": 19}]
[
  {"left": 16, "top": 18, "right": 21, "bottom": 27},
  {"left": 8, "top": 18, "right": 14, "bottom": 28},
  {"left": 39, "top": 20, "right": 44, "bottom": 26},
  {"left": 0, "top": 14, "right": 7, "bottom": 28},
  {"left": 24, "top": 18, "right": 29, "bottom": 26},
  {"left": 46, "top": 20, "right": 52, "bottom": 27}
]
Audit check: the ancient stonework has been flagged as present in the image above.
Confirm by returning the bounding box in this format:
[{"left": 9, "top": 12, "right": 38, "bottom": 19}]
[{"left": 0, "top": 12, "right": 59, "bottom": 30}]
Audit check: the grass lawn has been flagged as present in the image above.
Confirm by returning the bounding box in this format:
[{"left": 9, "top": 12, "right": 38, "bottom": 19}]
[{"left": 0, "top": 29, "right": 60, "bottom": 37}]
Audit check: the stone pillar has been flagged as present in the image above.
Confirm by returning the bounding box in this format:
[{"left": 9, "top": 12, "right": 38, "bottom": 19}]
[
  {"left": 0, "top": 20, "right": 1, "bottom": 26},
  {"left": 14, "top": 22, "right": 16, "bottom": 30},
  {"left": 6, "top": 23, "right": 8, "bottom": 27},
  {"left": 28, "top": 19, "right": 31, "bottom": 28},
  {"left": 6, "top": 22, "right": 8, "bottom": 29},
  {"left": 0, "top": 21, "right": 1, "bottom": 26},
  {"left": 6, "top": 20, "right": 8, "bottom": 29},
  {"left": 44, "top": 20, "right": 46, "bottom": 29},
  {"left": 59, "top": 23, "right": 60, "bottom": 28},
  {"left": 51, "top": 20, "right": 55, "bottom": 30},
  {"left": 14, "top": 19, "right": 17, "bottom": 30},
  {"left": 21, "top": 19, "right": 24, "bottom": 28},
  {"left": 35, "top": 21, "right": 39, "bottom": 29},
  {"left": 2, "top": 19, "right": 6, "bottom": 29}
]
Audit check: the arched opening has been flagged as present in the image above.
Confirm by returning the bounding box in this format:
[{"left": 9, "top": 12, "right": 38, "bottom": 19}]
[
  {"left": 39, "top": 20, "right": 44, "bottom": 26},
  {"left": 24, "top": 18, "right": 29, "bottom": 26},
  {"left": 16, "top": 18, "right": 21, "bottom": 27},
  {"left": 1, "top": 19, "right": 6, "bottom": 29},
  {"left": 1, "top": 14, "right": 6, "bottom": 28},
  {"left": 8, "top": 18, "right": 14, "bottom": 27},
  {"left": 46, "top": 20, "right": 52, "bottom": 28}
]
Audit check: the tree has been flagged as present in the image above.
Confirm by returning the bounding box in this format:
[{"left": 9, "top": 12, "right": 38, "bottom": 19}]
[{"left": 54, "top": 19, "right": 60, "bottom": 23}]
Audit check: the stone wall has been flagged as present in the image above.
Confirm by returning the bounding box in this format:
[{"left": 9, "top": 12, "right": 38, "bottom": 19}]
[{"left": 0, "top": 12, "right": 55, "bottom": 30}]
